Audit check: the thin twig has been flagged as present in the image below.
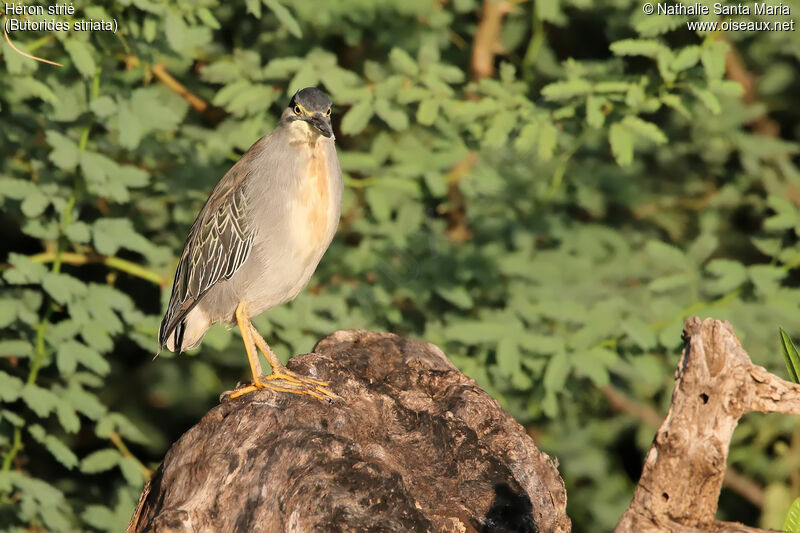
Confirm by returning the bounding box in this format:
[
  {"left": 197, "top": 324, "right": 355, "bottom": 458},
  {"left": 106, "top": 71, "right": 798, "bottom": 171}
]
[
  {"left": 110, "top": 431, "right": 153, "bottom": 482},
  {"left": 2, "top": 15, "right": 63, "bottom": 67},
  {"left": 151, "top": 62, "right": 208, "bottom": 113},
  {"left": 26, "top": 251, "right": 168, "bottom": 287},
  {"left": 0, "top": 428, "right": 22, "bottom": 473}
]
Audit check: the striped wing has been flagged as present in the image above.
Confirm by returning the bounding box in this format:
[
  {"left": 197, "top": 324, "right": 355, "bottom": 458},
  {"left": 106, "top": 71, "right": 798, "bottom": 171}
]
[{"left": 159, "top": 182, "right": 255, "bottom": 351}]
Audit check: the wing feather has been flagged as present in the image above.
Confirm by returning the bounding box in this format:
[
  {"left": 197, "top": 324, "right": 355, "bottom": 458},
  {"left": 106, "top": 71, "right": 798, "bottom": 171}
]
[{"left": 158, "top": 171, "right": 256, "bottom": 350}]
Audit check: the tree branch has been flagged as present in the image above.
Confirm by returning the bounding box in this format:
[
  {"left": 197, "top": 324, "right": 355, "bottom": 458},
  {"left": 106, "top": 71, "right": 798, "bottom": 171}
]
[
  {"left": 600, "top": 385, "right": 765, "bottom": 507},
  {"left": 470, "top": 0, "right": 512, "bottom": 80},
  {"left": 616, "top": 317, "right": 800, "bottom": 532}
]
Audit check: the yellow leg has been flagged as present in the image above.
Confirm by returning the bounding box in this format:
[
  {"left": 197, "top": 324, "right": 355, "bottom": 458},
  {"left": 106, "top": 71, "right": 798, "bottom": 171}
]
[
  {"left": 239, "top": 302, "right": 264, "bottom": 384},
  {"left": 248, "top": 323, "right": 338, "bottom": 400},
  {"left": 228, "top": 302, "right": 333, "bottom": 401}
]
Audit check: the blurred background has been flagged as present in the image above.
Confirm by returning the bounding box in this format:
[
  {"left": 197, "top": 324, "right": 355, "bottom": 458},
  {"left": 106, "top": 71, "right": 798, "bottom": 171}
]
[{"left": 1, "top": 0, "right": 799, "bottom": 531}]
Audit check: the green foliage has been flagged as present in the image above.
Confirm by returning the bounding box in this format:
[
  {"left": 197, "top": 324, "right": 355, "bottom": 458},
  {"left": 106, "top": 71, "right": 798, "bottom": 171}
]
[
  {"left": 786, "top": 497, "right": 800, "bottom": 532},
  {"left": 1, "top": 0, "right": 799, "bottom": 531},
  {"left": 780, "top": 329, "right": 800, "bottom": 384}
]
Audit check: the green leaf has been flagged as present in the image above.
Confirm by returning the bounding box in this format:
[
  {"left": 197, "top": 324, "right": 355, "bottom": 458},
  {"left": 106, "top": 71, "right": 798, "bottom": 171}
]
[
  {"left": 117, "top": 101, "right": 144, "bottom": 150},
  {"left": 648, "top": 273, "right": 691, "bottom": 292},
  {"left": 646, "top": 240, "right": 688, "bottom": 269},
  {"left": 573, "top": 348, "right": 612, "bottom": 387},
  {"left": 535, "top": 0, "right": 561, "bottom": 22},
  {"left": 709, "top": 79, "right": 745, "bottom": 98},
  {"left": 80, "top": 448, "right": 122, "bottom": 474},
  {"left": 56, "top": 403, "right": 81, "bottom": 433},
  {"left": 374, "top": 99, "right": 409, "bottom": 131},
  {"left": 92, "top": 218, "right": 153, "bottom": 257},
  {"left": 0, "top": 300, "right": 16, "bottom": 328},
  {"left": 83, "top": 505, "right": 116, "bottom": 529},
  {"left": 90, "top": 96, "right": 117, "bottom": 118},
  {"left": 670, "top": 45, "right": 700, "bottom": 72},
  {"left": 483, "top": 112, "right": 516, "bottom": 148},
  {"left": 691, "top": 87, "right": 721, "bottom": 114},
  {"left": 96, "top": 413, "right": 149, "bottom": 444},
  {"left": 20, "top": 190, "right": 49, "bottom": 217},
  {"left": 64, "top": 383, "right": 107, "bottom": 420},
  {"left": 197, "top": 7, "right": 221, "bottom": 29},
  {"left": 417, "top": 99, "right": 439, "bottom": 125},
  {"left": 543, "top": 351, "right": 570, "bottom": 392},
  {"left": 436, "top": 286, "right": 473, "bottom": 309},
  {"left": 365, "top": 187, "right": 391, "bottom": 221},
  {"left": 21, "top": 384, "right": 59, "bottom": 417},
  {"left": 263, "top": 0, "right": 302, "bottom": 38},
  {"left": 58, "top": 341, "right": 110, "bottom": 376},
  {"left": 64, "top": 221, "right": 91, "bottom": 243},
  {"left": 165, "top": 12, "right": 188, "bottom": 54},
  {"left": 46, "top": 131, "right": 79, "bottom": 170},
  {"left": 245, "top": 0, "right": 261, "bottom": 17},
  {"left": 541, "top": 79, "right": 592, "bottom": 100},
  {"left": 609, "top": 122, "right": 633, "bottom": 166},
  {"left": 586, "top": 95, "right": 605, "bottom": 128},
  {"left": 14, "top": 77, "right": 59, "bottom": 104},
  {"left": 622, "top": 319, "right": 657, "bottom": 350},
  {"left": 4, "top": 253, "right": 48, "bottom": 284},
  {"left": 610, "top": 39, "right": 669, "bottom": 59},
  {"left": 28, "top": 425, "right": 78, "bottom": 469},
  {"left": 42, "top": 272, "right": 87, "bottom": 304},
  {"left": 119, "top": 456, "right": 145, "bottom": 487},
  {"left": 780, "top": 329, "right": 800, "bottom": 385},
  {"left": 2, "top": 409, "right": 24, "bottom": 426},
  {"left": 537, "top": 119, "right": 557, "bottom": 161},
  {"left": 784, "top": 497, "right": 800, "bottom": 532},
  {"left": 0, "top": 339, "right": 32, "bottom": 357},
  {"left": 622, "top": 116, "right": 667, "bottom": 144},
  {"left": 514, "top": 123, "right": 539, "bottom": 152},
  {"left": 749, "top": 265, "right": 786, "bottom": 295},
  {"left": 705, "top": 259, "right": 747, "bottom": 294},
  {"left": 701, "top": 40, "right": 729, "bottom": 81},
  {"left": 496, "top": 338, "right": 521, "bottom": 377},
  {"left": 0, "top": 371, "right": 24, "bottom": 402},
  {"left": 0, "top": 177, "right": 36, "bottom": 200},
  {"left": 64, "top": 40, "right": 96, "bottom": 78},
  {"left": 443, "top": 320, "right": 524, "bottom": 344},
  {"left": 389, "top": 48, "right": 418, "bottom": 77},
  {"left": 341, "top": 99, "right": 374, "bottom": 135},
  {"left": 661, "top": 93, "right": 691, "bottom": 119}
]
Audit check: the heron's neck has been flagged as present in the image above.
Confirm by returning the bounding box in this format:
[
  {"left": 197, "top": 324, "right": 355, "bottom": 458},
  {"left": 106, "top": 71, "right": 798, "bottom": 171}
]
[{"left": 285, "top": 121, "right": 332, "bottom": 146}]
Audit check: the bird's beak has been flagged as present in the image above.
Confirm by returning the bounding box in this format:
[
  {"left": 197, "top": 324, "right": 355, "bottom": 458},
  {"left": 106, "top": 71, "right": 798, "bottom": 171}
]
[{"left": 307, "top": 113, "right": 333, "bottom": 138}]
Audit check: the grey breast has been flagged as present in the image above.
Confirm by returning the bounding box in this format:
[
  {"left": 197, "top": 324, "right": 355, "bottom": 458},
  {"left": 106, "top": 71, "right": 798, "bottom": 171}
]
[{"left": 158, "top": 129, "right": 342, "bottom": 351}]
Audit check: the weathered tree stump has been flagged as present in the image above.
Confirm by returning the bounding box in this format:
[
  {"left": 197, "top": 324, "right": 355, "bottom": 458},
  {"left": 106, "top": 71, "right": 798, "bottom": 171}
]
[{"left": 127, "top": 330, "right": 571, "bottom": 533}]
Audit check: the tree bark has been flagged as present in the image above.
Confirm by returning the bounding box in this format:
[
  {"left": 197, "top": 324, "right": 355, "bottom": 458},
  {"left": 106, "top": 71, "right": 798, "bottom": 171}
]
[
  {"left": 616, "top": 317, "right": 800, "bottom": 533},
  {"left": 128, "top": 319, "right": 800, "bottom": 532},
  {"left": 127, "top": 330, "right": 571, "bottom": 533}
]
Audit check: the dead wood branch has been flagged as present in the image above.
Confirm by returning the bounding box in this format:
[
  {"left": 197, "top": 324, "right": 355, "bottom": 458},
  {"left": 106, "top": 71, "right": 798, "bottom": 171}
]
[
  {"left": 600, "top": 385, "right": 765, "bottom": 507},
  {"left": 616, "top": 317, "right": 800, "bottom": 533}
]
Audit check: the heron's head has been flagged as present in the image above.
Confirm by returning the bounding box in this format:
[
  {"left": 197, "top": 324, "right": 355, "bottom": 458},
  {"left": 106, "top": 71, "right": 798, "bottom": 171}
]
[{"left": 283, "top": 87, "right": 333, "bottom": 139}]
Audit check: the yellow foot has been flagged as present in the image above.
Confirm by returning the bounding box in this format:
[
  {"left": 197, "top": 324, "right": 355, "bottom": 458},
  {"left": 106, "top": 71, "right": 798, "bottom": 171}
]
[
  {"left": 230, "top": 375, "right": 338, "bottom": 402},
  {"left": 265, "top": 371, "right": 338, "bottom": 401},
  {"left": 266, "top": 368, "right": 329, "bottom": 387}
]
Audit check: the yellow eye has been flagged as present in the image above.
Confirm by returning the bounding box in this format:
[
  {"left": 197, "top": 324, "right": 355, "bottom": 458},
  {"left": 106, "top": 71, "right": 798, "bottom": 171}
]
[
  {"left": 294, "top": 105, "right": 302, "bottom": 115},
  {"left": 325, "top": 108, "right": 331, "bottom": 117}
]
